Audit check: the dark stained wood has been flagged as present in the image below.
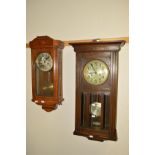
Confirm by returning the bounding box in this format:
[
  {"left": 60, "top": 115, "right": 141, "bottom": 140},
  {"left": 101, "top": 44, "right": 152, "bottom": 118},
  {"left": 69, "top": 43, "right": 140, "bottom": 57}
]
[
  {"left": 104, "top": 94, "right": 110, "bottom": 129},
  {"left": 85, "top": 93, "right": 91, "bottom": 127},
  {"left": 70, "top": 41, "right": 125, "bottom": 141},
  {"left": 98, "top": 94, "right": 104, "bottom": 129},
  {"left": 29, "top": 36, "right": 64, "bottom": 112}
]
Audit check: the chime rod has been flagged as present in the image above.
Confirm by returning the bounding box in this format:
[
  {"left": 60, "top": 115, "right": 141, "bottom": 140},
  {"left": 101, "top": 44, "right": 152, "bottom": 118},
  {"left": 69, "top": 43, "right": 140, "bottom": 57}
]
[{"left": 26, "top": 37, "right": 129, "bottom": 48}]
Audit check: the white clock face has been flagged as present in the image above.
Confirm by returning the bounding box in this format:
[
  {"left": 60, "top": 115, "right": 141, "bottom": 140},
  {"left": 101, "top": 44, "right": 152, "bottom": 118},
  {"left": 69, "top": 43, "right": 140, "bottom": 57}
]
[
  {"left": 35, "top": 53, "right": 53, "bottom": 72},
  {"left": 83, "top": 60, "right": 109, "bottom": 85}
]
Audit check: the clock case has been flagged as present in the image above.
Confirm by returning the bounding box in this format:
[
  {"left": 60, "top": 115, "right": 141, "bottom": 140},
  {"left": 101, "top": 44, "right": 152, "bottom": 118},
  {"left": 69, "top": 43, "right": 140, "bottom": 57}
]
[
  {"left": 70, "top": 41, "right": 125, "bottom": 141},
  {"left": 29, "top": 36, "right": 64, "bottom": 112}
]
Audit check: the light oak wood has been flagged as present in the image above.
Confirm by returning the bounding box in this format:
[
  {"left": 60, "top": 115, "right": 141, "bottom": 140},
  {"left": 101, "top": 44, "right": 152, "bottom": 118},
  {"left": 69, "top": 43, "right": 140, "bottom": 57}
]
[
  {"left": 64, "top": 37, "right": 129, "bottom": 46},
  {"left": 26, "top": 37, "right": 129, "bottom": 48}
]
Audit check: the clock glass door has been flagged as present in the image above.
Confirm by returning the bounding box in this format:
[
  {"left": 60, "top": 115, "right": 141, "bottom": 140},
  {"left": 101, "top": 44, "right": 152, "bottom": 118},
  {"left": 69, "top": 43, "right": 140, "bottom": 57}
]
[
  {"left": 81, "top": 92, "right": 110, "bottom": 130},
  {"left": 35, "top": 52, "right": 54, "bottom": 97}
]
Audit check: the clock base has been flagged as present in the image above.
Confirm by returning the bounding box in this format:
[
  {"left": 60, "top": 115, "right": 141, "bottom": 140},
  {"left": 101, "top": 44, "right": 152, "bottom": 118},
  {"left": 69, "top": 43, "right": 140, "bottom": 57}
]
[
  {"left": 32, "top": 98, "right": 64, "bottom": 112},
  {"left": 73, "top": 129, "right": 117, "bottom": 142},
  {"left": 42, "top": 105, "right": 58, "bottom": 112}
]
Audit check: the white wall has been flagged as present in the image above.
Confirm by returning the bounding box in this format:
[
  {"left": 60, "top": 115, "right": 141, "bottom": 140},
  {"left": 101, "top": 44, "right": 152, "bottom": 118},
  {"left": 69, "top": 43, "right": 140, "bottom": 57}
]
[{"left": 26, "top": 0, "right": 128, "bottom": 155}]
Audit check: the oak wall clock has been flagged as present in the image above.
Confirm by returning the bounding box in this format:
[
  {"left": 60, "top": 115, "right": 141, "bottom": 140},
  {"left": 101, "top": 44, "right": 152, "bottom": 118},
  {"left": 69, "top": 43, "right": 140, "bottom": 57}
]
[
  {"left": 29, "top": 36, "right": 64, "bottom": 112},
  {"left": 70, "top": 40, "right": 125, "bottom": 141}
]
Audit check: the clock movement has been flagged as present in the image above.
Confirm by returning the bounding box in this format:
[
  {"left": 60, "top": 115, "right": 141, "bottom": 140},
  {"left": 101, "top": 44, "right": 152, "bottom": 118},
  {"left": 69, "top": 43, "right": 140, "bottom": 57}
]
[
  {"left": 70, "top": 40, "right": 125, "bottom": 141},
  {"left": 29, "top": 36, "right": 64, "bottom": 112}
]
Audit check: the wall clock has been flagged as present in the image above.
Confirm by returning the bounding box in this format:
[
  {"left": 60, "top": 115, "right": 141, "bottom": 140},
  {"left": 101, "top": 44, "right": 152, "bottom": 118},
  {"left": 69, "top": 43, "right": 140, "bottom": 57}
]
[
  {"left": 29, "top": 36, "right": 64, "bottom": 112},
  {"left": 70, "top": 40, "right": 125, "bottom": 141}
]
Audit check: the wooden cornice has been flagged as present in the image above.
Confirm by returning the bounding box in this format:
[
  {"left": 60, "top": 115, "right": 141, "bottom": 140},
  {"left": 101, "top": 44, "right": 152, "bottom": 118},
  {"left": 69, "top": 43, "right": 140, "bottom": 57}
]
[{"left": 26, "top": 37, "right": 129, "bottom": 48}]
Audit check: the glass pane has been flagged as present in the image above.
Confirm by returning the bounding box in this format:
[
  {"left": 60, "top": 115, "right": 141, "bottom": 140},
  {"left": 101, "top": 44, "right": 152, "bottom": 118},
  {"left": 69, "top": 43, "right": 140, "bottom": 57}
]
[
  {"left": 36, "top": 53, "right": 53, "bottom": 72},
  {"left": 36, "top": 67, "right": 54, "bottom": 96},
  {"left": 91, "top": 102, "right": 101, "bottom": 128}
]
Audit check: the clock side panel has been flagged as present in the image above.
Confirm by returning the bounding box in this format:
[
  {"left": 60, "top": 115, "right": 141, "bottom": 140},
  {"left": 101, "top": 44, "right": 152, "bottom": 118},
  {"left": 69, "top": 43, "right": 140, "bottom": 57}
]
[
  {"left": 75, "top": 53, "right": 82, "bottom": 131},
  {"left": 57, "top": 47, "right": 64, "bottom": 102},
  {"left": 108, "top": 51, "right": 119, "bottom": 139}
]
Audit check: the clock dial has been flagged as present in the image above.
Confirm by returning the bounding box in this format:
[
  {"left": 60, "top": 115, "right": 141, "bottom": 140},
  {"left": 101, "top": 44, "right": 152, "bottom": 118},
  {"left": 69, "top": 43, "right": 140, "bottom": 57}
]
[
  {"left": 35, "top": 52, "right": 53, "bottom": 72},
  {"left": 83, "top": 60, "right": 109, "bottom": 85}
]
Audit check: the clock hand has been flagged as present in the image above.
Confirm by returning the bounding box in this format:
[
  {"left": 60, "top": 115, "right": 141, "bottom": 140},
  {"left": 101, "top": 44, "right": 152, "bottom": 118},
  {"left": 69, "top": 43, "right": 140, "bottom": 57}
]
[
  {"left": 89, "top": 71, "right": 96, "bottom": 76},
  {"left": 91, "top": 64, "right": 97, "bottom": 74}
]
